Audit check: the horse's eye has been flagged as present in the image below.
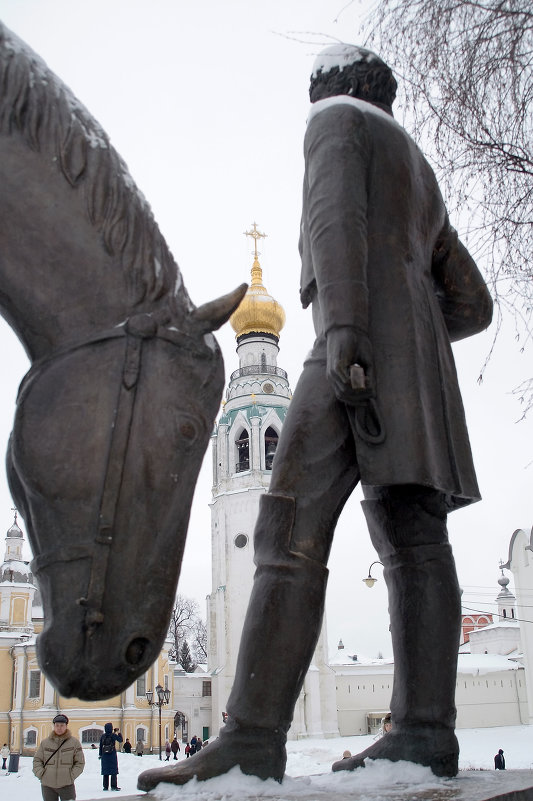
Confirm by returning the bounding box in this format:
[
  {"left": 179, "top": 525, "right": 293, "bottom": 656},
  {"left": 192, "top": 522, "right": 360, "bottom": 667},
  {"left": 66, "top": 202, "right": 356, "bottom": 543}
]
[{"left": 179, "top": 420, "right": 197, "bottom": 440}]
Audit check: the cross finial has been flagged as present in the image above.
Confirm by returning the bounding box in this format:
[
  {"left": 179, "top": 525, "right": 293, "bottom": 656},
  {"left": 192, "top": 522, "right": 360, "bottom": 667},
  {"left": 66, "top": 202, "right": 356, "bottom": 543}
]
[
  {"left": 244, "top": 222, "right": 267, "bottom": 260},
  {"left": 11, "top": 506, "right": 18, "bottom": 524}
]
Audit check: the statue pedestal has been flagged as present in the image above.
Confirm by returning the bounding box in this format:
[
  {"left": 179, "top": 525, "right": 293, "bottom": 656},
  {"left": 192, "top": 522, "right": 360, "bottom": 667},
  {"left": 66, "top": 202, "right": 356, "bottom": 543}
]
[{"left": 87, "top": 770, "right": 533, "bottom": 801}]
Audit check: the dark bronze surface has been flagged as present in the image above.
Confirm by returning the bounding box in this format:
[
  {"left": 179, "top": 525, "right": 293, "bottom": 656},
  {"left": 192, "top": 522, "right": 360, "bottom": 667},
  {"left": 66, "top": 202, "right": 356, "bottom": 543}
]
[{"left": 0, "top": 21, "right": 245, "bottom": 700}]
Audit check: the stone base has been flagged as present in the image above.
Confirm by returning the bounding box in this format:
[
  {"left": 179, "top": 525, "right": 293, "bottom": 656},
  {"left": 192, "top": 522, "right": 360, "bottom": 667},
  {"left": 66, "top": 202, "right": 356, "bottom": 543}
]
[{"left": 83, "top": 770, "right": 533, "bottom": 801}]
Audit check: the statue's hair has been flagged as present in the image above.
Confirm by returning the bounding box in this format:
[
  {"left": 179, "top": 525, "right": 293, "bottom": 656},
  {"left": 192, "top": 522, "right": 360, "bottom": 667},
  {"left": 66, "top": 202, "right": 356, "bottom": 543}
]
[
  {"left": 309, "top": 57, "right": 397, "bottom": 110},
  {"left": 0, "top": 23, "right": 192, "bottom": 311}
]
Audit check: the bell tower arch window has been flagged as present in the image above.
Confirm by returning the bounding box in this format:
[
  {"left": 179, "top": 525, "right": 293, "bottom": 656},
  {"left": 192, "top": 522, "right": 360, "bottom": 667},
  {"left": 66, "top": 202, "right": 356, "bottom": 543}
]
[
  {"left": 264, "top": 427, "right": 279, "bottom": 470},
  {"left": 236, "top": 429, "right": 250, "bottom": 472}
]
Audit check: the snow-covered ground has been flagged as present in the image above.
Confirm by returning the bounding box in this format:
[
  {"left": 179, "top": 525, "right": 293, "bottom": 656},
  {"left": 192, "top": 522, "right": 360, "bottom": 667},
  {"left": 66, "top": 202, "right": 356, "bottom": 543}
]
[{"left": 1, "top": 726, "right": 531, "bottom": 800}]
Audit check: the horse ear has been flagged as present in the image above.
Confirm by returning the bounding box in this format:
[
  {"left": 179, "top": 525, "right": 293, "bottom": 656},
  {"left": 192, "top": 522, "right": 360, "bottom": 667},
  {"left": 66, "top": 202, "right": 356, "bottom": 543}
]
[{"left": 191, "top": 283, "right": 248, "bottom": 333}]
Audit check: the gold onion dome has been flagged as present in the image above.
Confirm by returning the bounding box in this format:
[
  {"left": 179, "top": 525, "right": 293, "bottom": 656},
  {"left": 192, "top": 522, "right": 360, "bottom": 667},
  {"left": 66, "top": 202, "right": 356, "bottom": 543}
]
[{"left": 230, "top": 224, "right": 285, "bottom": 339}]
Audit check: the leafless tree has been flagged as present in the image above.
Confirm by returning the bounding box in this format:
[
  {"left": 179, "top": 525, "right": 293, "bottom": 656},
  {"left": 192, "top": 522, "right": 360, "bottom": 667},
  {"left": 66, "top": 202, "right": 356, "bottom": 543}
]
[
  {"left": 191, "top": 617, "right": 208, "bottom": 665},
  {"left": 168, "top": 594, "right": 201, "bottom": 663},
  {"left": 362, "top": 0, "right": 532, "bottom": 410}
]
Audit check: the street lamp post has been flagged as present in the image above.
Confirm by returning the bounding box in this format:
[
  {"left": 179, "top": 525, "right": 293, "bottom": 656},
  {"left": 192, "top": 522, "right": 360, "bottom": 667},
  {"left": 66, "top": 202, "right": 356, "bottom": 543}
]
[{"left": 146, "top": 684, "right": 171, "bottom": 759}]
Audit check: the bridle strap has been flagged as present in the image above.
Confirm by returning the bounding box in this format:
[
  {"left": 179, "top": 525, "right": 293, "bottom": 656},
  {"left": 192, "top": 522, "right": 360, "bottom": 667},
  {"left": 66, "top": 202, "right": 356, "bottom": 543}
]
[
  {"left": 24, "top": 311, "right": 203, "bottom": 634},
  {"left": 77, "top": 313, "right": 158, "bottom": 632}
]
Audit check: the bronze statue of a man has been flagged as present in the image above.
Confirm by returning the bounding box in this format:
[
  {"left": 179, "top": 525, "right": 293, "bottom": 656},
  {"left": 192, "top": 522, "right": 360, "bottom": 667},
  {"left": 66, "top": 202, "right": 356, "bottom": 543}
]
[{"left": 138, "top": 44, "right": 492, "bottom": 791}]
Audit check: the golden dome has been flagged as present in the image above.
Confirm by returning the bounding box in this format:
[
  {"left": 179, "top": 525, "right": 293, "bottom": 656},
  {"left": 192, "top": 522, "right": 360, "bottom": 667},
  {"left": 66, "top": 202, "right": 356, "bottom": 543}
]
[{"left": 230, "top": 225, "right": 285, "bottom": 339}]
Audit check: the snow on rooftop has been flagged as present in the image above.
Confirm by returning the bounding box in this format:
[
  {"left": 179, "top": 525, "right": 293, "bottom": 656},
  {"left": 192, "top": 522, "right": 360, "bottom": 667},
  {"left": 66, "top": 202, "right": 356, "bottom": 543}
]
[
  {"left": 1, "top": 559, "right": 31, "bottom": 574},
  {"left": 470, "top": 620, "right": 519, "bottom": 631},
  {"left": 312, "top": 44, "right": 380, "bottom": 78},
  {"left": 457, "top": 653, "right": 519, "bottom": 674},
  {"left": 329, "top": 649, "right": 518, "bottom": 675}
]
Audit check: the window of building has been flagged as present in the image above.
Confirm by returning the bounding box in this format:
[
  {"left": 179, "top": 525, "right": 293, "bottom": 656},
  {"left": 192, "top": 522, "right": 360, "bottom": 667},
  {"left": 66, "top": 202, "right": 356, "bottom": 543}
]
[
  {"left": 234, "top": 533, "right": 248, "bottom": 549},
  {"left": 81, "top": 728, "right": 103, "bottom": 744},
  {"left": 236, "top": 430, "right": 249, "bottom": 472},
  {"left": 28, "top": 670, "right": 41, "bottom": 698},
  {"left": 264, "top": 427, "right": 278, "bottom": 470},
  {"left": 202, "top": 681, "right": 212, "bottom": 697},
  {"left": 136, "top": 727, "right": 146, "bottom": 743},
  {"left": 25, "top": 729, "right": 37, "bottom": 746},
  {"left": 136, "top": 674, "right": 146, "bottom": 696}
]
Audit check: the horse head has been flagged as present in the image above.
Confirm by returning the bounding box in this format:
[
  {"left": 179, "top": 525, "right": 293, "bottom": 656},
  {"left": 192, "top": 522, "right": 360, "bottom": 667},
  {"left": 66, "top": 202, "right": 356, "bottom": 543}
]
[{"left": 0, "top": 22, "right": 247, "bottom": 699}]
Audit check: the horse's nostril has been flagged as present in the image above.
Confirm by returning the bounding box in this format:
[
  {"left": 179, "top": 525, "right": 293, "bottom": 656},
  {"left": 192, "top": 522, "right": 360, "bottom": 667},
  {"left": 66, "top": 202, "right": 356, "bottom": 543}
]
[{"left": 125, "top": 637, "right": 150, "bottom": 665}]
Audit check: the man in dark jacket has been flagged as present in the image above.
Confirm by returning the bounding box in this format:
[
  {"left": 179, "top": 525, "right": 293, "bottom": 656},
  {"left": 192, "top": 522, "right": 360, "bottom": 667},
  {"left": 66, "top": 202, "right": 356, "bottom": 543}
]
[
  {"left": 99, "top": 723, "right": 123, "bottom": 791},
  {"left": 495, "top": 749, "right": 506, "bottom": 769},
  {"left": 138, "top": 43, "right": 492, "bottom": 791},
  {"left": 171, "top": 737, "right": 180, "bottom": 759}
]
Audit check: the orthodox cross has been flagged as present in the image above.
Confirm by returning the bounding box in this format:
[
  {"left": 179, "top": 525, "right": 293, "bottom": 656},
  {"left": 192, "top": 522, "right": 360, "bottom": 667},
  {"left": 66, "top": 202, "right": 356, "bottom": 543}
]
[{"left": 244, "top": 222, "right": 267, "bottom": 259}]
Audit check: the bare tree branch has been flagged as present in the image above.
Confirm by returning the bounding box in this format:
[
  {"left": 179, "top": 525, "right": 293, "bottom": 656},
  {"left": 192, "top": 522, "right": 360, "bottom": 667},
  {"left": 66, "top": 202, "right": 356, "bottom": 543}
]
[{"left": 362, "top": 0, "right": 532, "bottom": 405}]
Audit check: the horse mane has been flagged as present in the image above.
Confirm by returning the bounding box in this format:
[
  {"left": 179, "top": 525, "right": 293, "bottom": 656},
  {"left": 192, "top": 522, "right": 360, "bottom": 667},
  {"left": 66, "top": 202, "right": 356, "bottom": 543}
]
[{"left": 0, "top": 22, "right": 193, "bottom": 313}]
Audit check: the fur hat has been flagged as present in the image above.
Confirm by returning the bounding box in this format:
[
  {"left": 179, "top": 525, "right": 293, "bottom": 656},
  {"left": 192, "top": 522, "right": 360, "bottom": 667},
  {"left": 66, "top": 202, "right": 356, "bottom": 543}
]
[{"left": 53, "top": 714, "right": 69, "bottom": 724}]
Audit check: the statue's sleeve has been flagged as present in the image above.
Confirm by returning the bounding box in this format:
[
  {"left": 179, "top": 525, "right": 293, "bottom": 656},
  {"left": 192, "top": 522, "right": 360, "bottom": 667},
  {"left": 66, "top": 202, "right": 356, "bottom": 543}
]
[
  {"left": 304, "top": 104, "right": 370, "bottom": 335},
  {"left": 432, "top": 218, "right": 493, "bottom": 341}
]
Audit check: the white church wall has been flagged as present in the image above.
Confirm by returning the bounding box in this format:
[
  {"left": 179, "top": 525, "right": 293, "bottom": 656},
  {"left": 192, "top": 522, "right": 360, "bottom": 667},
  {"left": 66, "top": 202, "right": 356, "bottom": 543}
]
[
  {"left": 504, "top": 527, "right": 533, "bottom": 724},
  {"left": 455, "top": 667, "right": 527, "bottom": 727},
  {"left": 330, "top": 657, "right": 526, "bottom": 735},
  {"left": 173, "top": 673, "right": 212, "bottom": 742},
  {"left": 468, "top": 622, "right": 520, "bottom": 655},
  {"left": 334, "top": 669, "right": 393, "bottom": 736}
]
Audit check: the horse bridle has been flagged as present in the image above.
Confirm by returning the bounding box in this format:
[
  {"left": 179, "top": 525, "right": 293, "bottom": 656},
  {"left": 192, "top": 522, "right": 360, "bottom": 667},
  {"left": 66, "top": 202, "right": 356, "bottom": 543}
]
[{"left": 25, "top": 310, "right": 212, "bottom": 635}]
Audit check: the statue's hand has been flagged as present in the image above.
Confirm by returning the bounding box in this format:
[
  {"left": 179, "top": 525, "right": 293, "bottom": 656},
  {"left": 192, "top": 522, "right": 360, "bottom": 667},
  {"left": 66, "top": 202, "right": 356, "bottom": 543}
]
[{"left": 326, "top": 326, "right": 374, "bottom": 405}]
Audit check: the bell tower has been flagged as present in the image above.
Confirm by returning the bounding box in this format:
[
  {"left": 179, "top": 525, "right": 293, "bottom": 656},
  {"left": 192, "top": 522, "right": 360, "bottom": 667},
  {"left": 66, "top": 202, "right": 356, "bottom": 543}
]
[
  {"left": 207, "top": 225, "right": 338, "bottom": 740},
  {"left": 208, "top": 224, "right": 289, "bottom": 724},
  {"left": 0, "top": 511, "right": 36, "bottom": 633}
]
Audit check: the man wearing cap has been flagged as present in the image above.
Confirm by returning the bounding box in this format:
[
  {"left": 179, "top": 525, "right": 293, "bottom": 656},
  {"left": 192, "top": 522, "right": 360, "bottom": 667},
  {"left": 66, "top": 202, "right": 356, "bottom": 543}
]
[
  {"left": 33, "top": 714, "right": 85, "bottom": 801},
  {"left": 138, "top": 43, "right": 492, "bottom": 791}
]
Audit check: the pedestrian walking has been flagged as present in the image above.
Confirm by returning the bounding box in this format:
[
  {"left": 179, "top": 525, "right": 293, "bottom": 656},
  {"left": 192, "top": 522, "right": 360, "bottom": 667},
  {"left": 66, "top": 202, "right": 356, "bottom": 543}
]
[
  {"left": 99, "top": 722, "right": 123, "bottom": 791},
  {"left": 171, "top": 738, "right": 180, "bottom": 760},
  {"left": 33, "top": 714, "right": 85, "bottom": 801},
  {"left": 1, "top": 743, "right": 9, "bottom": 770},
  {"left": 495, "top": 749, "right": 506, "bottom": 770},
  {"left": 165, "top": 740, "right": 172, "bottom": 761},
  {"left": 122, "top": 739, "right": 132, "bottom": 754}
]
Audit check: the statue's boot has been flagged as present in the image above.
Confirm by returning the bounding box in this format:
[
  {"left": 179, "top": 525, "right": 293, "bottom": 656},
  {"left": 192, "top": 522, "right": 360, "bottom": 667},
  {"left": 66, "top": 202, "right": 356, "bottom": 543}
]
[
  {"left": 138, "top": 493, "right": 328, "bottom": 790},
  {"left": 333, "top": 494, "right": 461, "bottom": 778}
]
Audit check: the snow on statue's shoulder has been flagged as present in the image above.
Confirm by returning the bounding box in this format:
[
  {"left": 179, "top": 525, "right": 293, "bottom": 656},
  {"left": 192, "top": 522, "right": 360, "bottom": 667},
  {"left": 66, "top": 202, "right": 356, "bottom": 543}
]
[{"left": 307, "top": 96, "right": 397, "bottom": 126}]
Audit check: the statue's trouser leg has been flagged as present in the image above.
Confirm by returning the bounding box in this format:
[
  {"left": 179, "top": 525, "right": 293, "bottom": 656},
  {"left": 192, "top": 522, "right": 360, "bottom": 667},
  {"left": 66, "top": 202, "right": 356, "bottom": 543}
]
[
  {"left": 138, "top": 348, "right": 358, "bottom": 791},
  {"left": 137, "top": 494, "right": 332, "bottom": 790},
  {"left": 333, "top": 487, "right": 461, "bottom": 778}
]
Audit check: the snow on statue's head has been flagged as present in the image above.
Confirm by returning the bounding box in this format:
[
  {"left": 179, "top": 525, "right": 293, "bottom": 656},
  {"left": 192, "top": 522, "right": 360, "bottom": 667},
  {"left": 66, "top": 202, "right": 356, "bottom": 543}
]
[{"left": 309, "top": 43, "right": 397, "bottom": 112}]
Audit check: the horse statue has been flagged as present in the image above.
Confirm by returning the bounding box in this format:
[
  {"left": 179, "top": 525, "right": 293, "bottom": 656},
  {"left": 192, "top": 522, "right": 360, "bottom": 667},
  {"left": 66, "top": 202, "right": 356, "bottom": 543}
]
[{"left": 0, "top": 22, "right": 246, "bottom": 700}]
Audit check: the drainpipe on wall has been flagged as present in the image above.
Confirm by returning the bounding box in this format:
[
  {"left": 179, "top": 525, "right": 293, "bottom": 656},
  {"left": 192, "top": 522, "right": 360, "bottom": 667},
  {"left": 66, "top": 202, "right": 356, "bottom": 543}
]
[
  {"left": 8, "top": 645, "right": 16, "bottom": 750},
  {"left": 19, "top": 645, "right": 28, "bottom": 755},
  {"left": 120, "top": 692, "right": 125, "bottom": 738}
]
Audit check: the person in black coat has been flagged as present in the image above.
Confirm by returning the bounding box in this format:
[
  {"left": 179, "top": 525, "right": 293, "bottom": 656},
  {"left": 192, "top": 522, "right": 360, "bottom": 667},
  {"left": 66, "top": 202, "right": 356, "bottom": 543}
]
[
  {"left": 99, "top": 722, "right": 123, "bottom": 790},
  {"left": 494, "top": 749, "right": 505, "bottom": 770}
]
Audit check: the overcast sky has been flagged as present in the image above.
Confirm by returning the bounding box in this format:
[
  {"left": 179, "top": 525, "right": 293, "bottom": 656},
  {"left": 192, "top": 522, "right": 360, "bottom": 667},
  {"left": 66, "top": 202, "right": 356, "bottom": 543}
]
[{"left": 0, "top": 0, "right": 531, "bottom": 658}]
